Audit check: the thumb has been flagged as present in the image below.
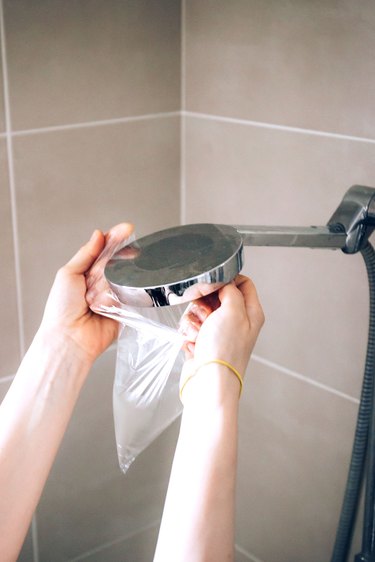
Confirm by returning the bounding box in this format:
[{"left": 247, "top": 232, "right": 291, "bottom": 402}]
[
  {"left": 65, "top": 230, "right": 105, "bottom": 274},
  {"left": 217, "top": 282, "right": 244, "bottom": 309}
]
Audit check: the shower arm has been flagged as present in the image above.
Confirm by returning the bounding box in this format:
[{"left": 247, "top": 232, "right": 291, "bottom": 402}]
[{"left": 234, "top": 185, "right": 375, "bottom": 254}]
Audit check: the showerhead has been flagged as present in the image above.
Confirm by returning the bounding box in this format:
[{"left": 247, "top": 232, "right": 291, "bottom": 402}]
[
  {"left": 104, "top": 223, "right": 244, "bottom": 307},
  {"left": 104, "top": 186, "right": 375, "bottom": 308}
]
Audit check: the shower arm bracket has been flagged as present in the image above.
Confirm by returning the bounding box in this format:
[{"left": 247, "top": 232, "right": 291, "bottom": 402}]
[{"left": 235, "top": 185, "right": 375, "bottom": 254}]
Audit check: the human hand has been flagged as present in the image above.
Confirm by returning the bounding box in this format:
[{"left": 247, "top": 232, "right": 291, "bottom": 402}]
[
  {"left": 180, "top": 275, "right": 265, "bottom": 385},
  {"left": 38, "top": 223, "right": 134, "bottom": 367}
]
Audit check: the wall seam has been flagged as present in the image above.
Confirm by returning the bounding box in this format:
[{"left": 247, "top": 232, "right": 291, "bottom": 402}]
[
  {"left": 183, "top": 110, "right": 375, "bottom": 145},
  {"left": 180, "top": 0, "right": 186, "bottom": 225},
  {"left": 0, "top": 0, "right": 24, "bottom": 358},
  {"left": 6, "top": 110, "right": 369, "bottom": 146},
  {"left": 235, "top": 543, "right": 265, "bottom": 562},
  {"left": 68, "top": 519, "right": 161, "bottom": 561},
  {"left": 252, "top": 354, "right": 359, "bottom": 404},
  {"left": 0, "top": 373, "right": 15, "bottom": 384},
  {"left": 10, "top": 111, "right": 180, "bottom": 137},
  {"left": 0, "top": 3, "right": 39, "bottom": 560},
  {"left": 0, "top": 356, "right": 360, "bottom": 404}
]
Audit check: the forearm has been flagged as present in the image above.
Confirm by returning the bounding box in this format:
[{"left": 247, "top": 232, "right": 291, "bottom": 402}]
[
  {"left": 154, "top": 364, "right": 240, "bottom": 562},
  {"left": 0, "top": 329, "right": 91, "bottom": 561}
]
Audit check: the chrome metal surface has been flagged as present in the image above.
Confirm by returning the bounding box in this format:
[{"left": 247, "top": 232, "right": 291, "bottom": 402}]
[
  {"left": 235, "top": 224, "right": 346, "bottom": 249},
  {"left": 105, "top": 223, "right": 243, "bottom": 307},
  {"left": 105, "top": 186, "right": 375, "bottom": 309},
  {"left": 236, "top": 186, "right": 375, "bottom": 254}
]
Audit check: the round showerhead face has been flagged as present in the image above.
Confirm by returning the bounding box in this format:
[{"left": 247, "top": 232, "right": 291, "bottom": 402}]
[{"left": 104, "top": 223, "right": 243, "bottom": 307}]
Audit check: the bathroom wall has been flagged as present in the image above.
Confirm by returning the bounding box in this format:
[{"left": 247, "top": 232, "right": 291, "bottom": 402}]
[
  {"left": 0, "top": 1, "right": 181, "bottom": 560},
  {"left": 2, "top": 1, "right": 375, "bottom": 561},
  {"left": 183, "top": 1, "right": 375, "bottom": 561}
]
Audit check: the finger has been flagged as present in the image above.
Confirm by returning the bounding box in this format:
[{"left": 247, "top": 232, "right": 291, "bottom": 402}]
[
  {"left": 114, "top": 245, "right": 140, "bottom": 260},
  {"left": 105, "top": 222, "right": 134, "bottom": 245},
  {"left": 179, "top": 319, "right": 200, "bottom": 343},
  {"left": 85, "top": 222, "right": 134, "bottom": 289},
  {"left": 182, "top": 341, "right": 195, "bottom": 360},
  {"left": 186, "top": 300, "right": 212, "bottom": 323},
  {"left": 65, "top": 230, "right": 106, "bottom": 274},
  {"left": 217, "top": 281, "right": 246, "bottom": 310},
  {"left": 236, "top": 276, "right": 265, "bottom": 331}
]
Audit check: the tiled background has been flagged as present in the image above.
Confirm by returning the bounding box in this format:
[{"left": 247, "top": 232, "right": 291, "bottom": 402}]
[{"left": 0, "top": 1, "right": 374, "bottom": 561}]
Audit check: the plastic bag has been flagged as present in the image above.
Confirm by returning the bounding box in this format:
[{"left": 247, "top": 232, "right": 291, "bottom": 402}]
[{"left": 86, "top": 231, "right": 185, "bottom": 473}]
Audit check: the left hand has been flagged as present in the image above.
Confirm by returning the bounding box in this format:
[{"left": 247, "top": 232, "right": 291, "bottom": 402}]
[{"left": 38, "top": 223, "right": 134, "bottom": 366}]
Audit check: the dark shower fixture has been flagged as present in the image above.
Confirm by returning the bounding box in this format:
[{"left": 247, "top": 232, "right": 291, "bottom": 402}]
[{"left": 105, "top": 184, "right": 375, "bottom": 562}]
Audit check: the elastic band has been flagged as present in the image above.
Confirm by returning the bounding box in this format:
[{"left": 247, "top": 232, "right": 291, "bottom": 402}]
[{"left": 179, "top": 359, "right": 243, "bottom": 402}]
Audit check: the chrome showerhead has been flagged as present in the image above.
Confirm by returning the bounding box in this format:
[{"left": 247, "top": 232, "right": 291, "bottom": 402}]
[
  {"left": 104, "top": 186, "right": 375, "bottom": 307},
  {"left": 105, "top": 223, "right": 244, "bottom": 307}
]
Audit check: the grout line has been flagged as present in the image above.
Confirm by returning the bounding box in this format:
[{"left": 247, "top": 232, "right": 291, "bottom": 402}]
[
  {"left": 31, "top": 519, "right": 39, "bottom": 562},
  {"left": 252, "top": 353, "right": 360, "bottom": 404},
  {"left": 11, "top": 111, "right": 180, "bottom": 137},
  {"left": 0, "top": 0, "right": 25, "bottom": 359},
  {"left": 183, "top": 110, "right": 375, "bottom": 145},
  {"left": 6, "top": 108, "right": 373, "bottom": 147},
  {"left": 180, "top": 112, "right": 186, "bottom": 225},
  {"left": 235, "top": 544, "right": 265, "bottom": 562},
  {"left": 0, "top": 5, "right": 38, "bottom": 561},
  {"left": 180, "top": 0, "right": 186, "bottom": 225},
  {"left": 0, "top": 373, "right": 15, "bottom": 384},
  {"left": 68, "top": 519, "right": 160, "bottom": 561},
  {"left": 180, "top": 0, "right": 186, "bottom": 112}
]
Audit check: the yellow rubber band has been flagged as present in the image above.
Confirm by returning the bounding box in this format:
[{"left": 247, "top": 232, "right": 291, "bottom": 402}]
[{"left": 179, "top": 359, "right": 243, "bottom": 402}]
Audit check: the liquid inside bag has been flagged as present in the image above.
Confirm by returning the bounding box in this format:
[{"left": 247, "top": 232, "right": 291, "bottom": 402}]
[{"left": 113, "top": 305, "right": 185, "bottom": 473}]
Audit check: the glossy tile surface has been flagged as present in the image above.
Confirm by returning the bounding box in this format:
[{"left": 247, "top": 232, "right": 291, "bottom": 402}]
[
  {"left": 185, "top": 0, "right": 375, "bottom": 138},
  {"left": 0, "top": 139, "right": 20, "bottom": 377},
  {"left": 14, "top": 117, "right": 180, "bottom": 345},
  {"left": 236, "top": 359, "right": 360, "bottom": 562},
  {"left": 37, "top": 351, "right": 180, "bottom": 561},
  {"left": 185, "top": 116, "right": 375, "bottom": 398},
  {"left": 4, "top": 0, "right": 180, "bottom": 130}
]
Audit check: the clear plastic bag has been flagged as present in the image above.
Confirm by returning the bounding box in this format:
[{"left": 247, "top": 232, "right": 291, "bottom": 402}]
[{"left": 86, "top": 232, "right": 185, "bottom": 473}]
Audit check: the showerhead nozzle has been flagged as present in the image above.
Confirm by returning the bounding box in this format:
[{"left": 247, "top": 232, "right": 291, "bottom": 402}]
[{"left": 104, "top": 223, "right": 243, "bottom": 307}]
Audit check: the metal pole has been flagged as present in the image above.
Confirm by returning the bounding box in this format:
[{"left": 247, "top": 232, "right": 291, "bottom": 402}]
[{"left": 234, "top": 224, "right": 347, "bottom": 250}]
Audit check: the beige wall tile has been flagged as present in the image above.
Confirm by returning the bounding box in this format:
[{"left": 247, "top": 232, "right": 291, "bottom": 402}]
[
  {"left": 0, "top": 139, "right": 20, "bottom": 377},
  {"left": 185, "top": 0, "right": 375, "bottom": 138},
  {"left": 236, "top": 359, "right": 360, "bottom": 562},
  {"left": 4, "top": 0, "right": 180, "bottom": 130},
  {"left": 37, "top": 350, "right": 180, "bottom": 561},
  {"left": 185, "top": 116, "right": 375, "bottom": 397},
  {"left": 13, "top": 117, "right": 180, "bottom": 346}
]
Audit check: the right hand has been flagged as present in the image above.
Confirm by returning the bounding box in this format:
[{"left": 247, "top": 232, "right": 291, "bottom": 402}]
[{"left": 180, "top": 275, "right": 265, "bottom": 380}]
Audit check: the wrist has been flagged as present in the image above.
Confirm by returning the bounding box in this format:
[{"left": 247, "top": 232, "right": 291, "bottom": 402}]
[
  {"left": 180, "top": 362, "right": 242, "bottom": 410},
  {"left": 37, "top": 323, "right": 93, "bottom": 361},
  {"left": 30, "top": 327, "right": 93, "bottom": 386}
]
